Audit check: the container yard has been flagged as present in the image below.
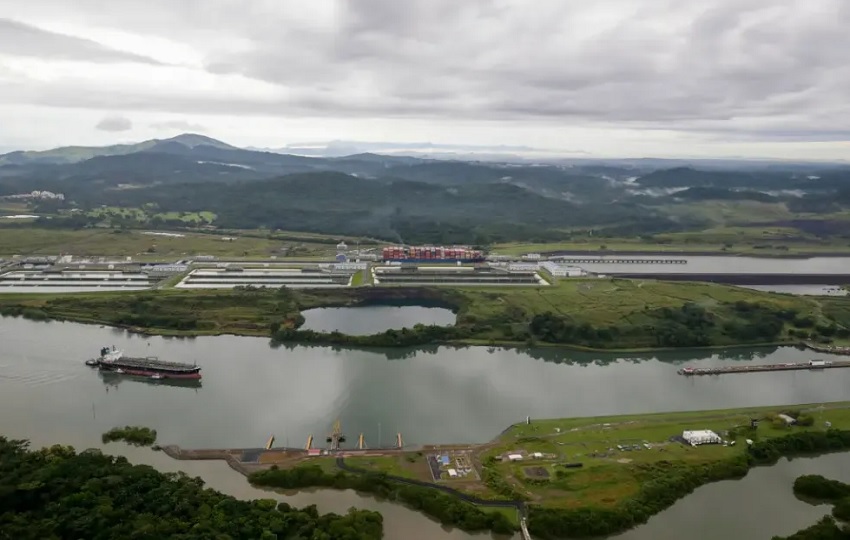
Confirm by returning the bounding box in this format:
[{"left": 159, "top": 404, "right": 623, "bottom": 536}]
[
  {"left": 175, "top": 267, "right": 353, "bottom": 289},
  {"left": 0, "top": 269, "right": 154, "bottom": 293},
  {"left": 372, "top": 264, "right": 547, "bottom": 286},
  {"left": 382, "top": 245, "right": 486, "bottom": 263}
]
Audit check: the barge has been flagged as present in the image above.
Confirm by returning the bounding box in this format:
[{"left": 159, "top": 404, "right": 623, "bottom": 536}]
[
  {"left": 678, "top": 359, "right": 844, "bottom": 376},
  {"left": 86, "top": 346, "right": 202, "bottom": 380}
]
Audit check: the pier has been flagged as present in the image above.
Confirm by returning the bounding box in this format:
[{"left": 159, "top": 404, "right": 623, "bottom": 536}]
[{"left": 678, "top": 359, "right": 849, "bottom": 376}]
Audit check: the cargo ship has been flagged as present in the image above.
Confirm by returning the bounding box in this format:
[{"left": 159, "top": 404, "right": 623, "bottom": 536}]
[
  {"left": 381, "top": 245, "right": 486, "bottom": 263},
  {"left": 85, "top": 346, "right": 202, "bottom": 380}
]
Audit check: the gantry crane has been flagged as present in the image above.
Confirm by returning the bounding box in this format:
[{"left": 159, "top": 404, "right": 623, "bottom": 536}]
[{"left": 326, "top": 419, "right": 346, "bottom": 451}]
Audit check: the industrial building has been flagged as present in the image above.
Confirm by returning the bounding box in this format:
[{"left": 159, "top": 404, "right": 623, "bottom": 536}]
[
  {"left": 373, "top": 264, "right": 547, "bottom": 286},
  {"left": 175, "top": 267, "right": 353, "bottom": 289},
  {"left": 0, "top": 269, "right": 154, "bottom": 293},
  {"left": 539, "top": 261, "right": 585, "bottom": 278}
]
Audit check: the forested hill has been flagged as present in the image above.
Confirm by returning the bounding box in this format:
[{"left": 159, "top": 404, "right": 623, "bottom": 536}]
[
  {"left": 5, "top": 134, "right": 850, "bottom": 243},
  {"left": 66, "top": 172, "right": 670, "bottom": 243}
]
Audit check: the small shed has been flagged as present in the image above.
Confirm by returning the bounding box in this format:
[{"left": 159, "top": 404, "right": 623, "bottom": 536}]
[
  {"left": 447, "top": 468, "right": 458, "bottom": 478},
  {"left": 507, "top": 454, "right": 523, "bottom": 462},
  {"left": 531, "top": 452, "right": 543, "bottom": 459}
]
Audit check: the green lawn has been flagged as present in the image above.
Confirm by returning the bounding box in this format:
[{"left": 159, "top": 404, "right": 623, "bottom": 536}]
[{"left": 344, "top": 455, "right": 423, "bottom": 480}]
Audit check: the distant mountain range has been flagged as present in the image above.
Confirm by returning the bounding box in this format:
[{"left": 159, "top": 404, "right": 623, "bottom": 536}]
[{"left": 1, "top": 133, "right": 849, "bottom": 243}]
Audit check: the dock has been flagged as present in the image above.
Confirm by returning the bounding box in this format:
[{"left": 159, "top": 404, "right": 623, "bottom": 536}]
[{"left": 679, "top": 360, "right": 846, "bottom": 376}]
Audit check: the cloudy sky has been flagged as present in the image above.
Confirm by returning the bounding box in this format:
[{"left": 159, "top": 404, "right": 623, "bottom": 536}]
[{"left": 0, "top": 0, "right": 848, "bottom": 159}]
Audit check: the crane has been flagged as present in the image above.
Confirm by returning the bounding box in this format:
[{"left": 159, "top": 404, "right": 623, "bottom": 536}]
[{"left": 326, "top": 419, "right": 346, "bottom": 451}]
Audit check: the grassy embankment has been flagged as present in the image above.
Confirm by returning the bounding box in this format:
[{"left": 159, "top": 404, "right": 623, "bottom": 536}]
[
  {"left": 0, "top": 226, "right": 372, "bottom": 259},
  {"left": 0, "top": 279, "right": 848, "bottom": 350}
]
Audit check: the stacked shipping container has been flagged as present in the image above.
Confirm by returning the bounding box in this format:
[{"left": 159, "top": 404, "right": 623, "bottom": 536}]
[{"left": 381, "top": 246, "right": 485, "bottom": 263}]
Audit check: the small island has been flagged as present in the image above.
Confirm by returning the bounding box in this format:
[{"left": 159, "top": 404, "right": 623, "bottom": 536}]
[{"left": 102, "top": 426, "right": 158, "bottom": 447}]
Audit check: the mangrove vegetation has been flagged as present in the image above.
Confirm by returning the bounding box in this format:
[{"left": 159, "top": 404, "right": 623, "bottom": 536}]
[{"left": 101, "top": 425, "right": 158, "bottom": 447}]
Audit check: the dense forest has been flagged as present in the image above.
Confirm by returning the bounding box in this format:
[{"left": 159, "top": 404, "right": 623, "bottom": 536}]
[{"left": 0, "top": 437, "right": 383, "bottom": 539}]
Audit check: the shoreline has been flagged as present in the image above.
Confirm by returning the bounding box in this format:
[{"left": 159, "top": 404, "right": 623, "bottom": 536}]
[{"left": 0, "top": 312, "right": 821, "bottom": 355}]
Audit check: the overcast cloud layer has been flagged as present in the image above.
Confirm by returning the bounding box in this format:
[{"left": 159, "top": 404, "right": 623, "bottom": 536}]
[{"left": 0, "top": 0, "right": 848, "bottom": 159}]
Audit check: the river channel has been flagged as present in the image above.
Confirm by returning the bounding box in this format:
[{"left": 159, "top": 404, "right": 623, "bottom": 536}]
[{"left": 2, "top": 316, "right": 850, "bottom": 539}]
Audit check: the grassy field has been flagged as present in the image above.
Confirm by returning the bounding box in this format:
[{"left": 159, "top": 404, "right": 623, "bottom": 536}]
[
  {"left": 459, "top": 277, "right": 821, "bottom": 329},
  {"left": 338, "top": 402, "right": 850, "bottom": 511},
  {"left": 0, "top": 227, "right": 359, "bottom": 258},
  {"left": 479, "top": 402, "right": 848, "bottom": 508},
  {"left": 0, "top": 201, "right": 32, "bottom": 213},
  {"left": 494, "top": 220, "right": 850, "bottom": 256}
]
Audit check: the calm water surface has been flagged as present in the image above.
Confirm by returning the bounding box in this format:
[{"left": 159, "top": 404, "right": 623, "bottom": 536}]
[
  {"left": 741, "top": 284, "right": 849, "bottom": 296},
  {"left": 2, "top": 316, "right": 849, "bottom": 539},
  {"left": 300, "top": 306, "right": 456, "bottom": 335},
  {"left": 559, "top": 255, "right": 850, "bottom": 275}
]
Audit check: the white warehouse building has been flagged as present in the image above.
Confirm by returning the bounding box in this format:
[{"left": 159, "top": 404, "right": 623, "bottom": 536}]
[
  {"left": 540, "top": 261, "right": 584, "bottom": 277},
  {"left": 682, "top": 430, "right": 722, "bottom": 446}
]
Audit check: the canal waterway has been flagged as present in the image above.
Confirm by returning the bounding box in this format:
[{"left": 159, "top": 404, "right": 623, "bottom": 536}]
[
  {"left": 2, "top": 316, "right": 850, "bottom": 539},
  {"left": 740, "top": 284, "right": 848, "bottom": 296},
  {"left": 300, "top": 306, "right": 457, "bottom": 335},
  {"left": 555, "top": 255, "right": 850, "bottom": 275}
]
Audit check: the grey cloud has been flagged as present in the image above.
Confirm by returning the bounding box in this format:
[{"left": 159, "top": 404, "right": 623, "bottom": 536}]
[
  {"left": 2, "top": 0, "right": 850, "bottom": 142},
  {"left": 0, "top": 18, "right": 162, "bottom": 64},
  {"left": 95, "top": 115, "right": 132, "bottom": 132},
  {"left": 150, "top": 120, "right": 208, "bottom": 132}
]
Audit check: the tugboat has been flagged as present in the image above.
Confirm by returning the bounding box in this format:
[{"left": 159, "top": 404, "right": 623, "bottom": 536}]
[{"left": 86, "top": 346, "right": 202, "bottom": 380}]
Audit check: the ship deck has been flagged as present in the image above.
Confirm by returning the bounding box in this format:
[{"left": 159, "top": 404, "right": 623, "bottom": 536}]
[{"left": 106, "top": 356, "right": 199, "bottom": 372}]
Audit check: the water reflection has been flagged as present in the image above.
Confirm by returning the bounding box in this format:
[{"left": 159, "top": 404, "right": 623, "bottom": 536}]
[
  {"left": 300, "top": 306, "right": 456, "bottom": 335},
  {"left": 273, "top": 341, "right": 786, "bottom": 365},
  {"left": 98, "top": 370, "right": 203, "bottom": 391}
]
